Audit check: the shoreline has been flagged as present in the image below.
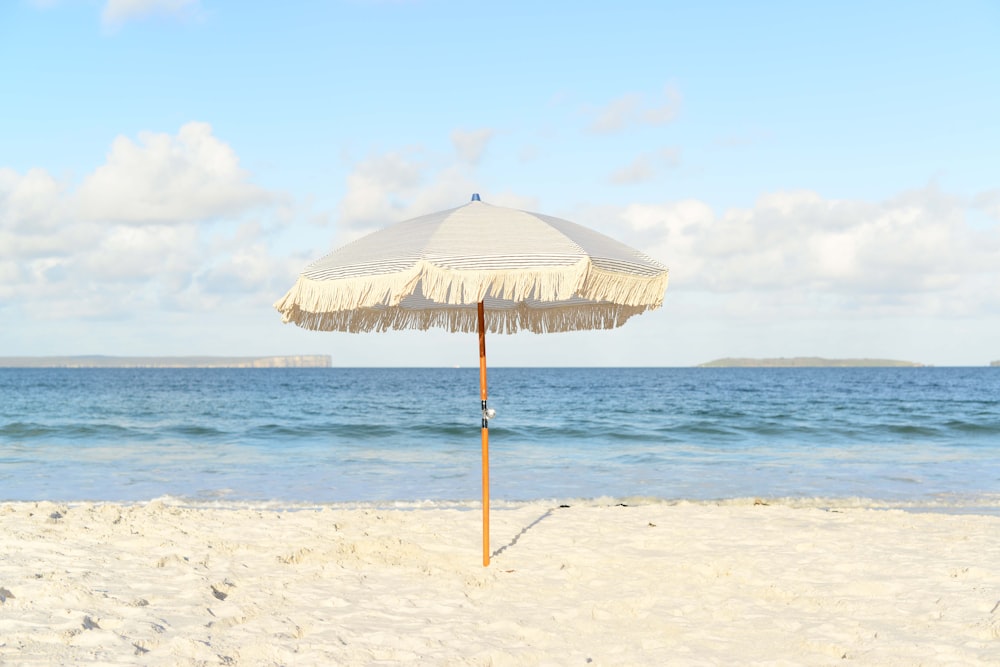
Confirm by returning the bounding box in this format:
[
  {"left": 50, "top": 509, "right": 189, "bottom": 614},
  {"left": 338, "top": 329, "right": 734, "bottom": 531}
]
[
  {"left": 2, "top": 499, "right": 998, "bottom": 664},
  {"left": 5, "top": 493, "right": 1000, "bottom": 514}
]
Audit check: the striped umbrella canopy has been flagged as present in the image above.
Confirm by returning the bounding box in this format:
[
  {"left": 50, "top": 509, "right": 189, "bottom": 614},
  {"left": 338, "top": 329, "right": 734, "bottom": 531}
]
[{"left": 274, "top": 194, "right": 669, "bottom": 565}]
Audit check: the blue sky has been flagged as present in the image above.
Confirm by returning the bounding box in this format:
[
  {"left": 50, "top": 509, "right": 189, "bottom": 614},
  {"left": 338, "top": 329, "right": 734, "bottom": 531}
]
[{"left": 2, "top": 0, "right": 998, "bottom": 366}]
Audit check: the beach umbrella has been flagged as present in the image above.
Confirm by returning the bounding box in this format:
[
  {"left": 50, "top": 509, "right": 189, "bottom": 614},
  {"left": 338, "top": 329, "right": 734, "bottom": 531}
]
[{"left": 274, "top": 194, "right": 669, "bottom": 566}]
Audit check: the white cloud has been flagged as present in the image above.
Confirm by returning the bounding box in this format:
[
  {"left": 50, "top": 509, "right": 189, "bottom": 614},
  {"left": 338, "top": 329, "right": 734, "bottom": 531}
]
[
  {"left": 315, "top": 142, "right": 557, "bottom": 282},
  {"left": 609, "top": 154, "right": 655, "bottom": 185},
  {"left": 621, "top": 185, "right": 1000, "bottom": 318},
  {"left": 451, "top": 128, "right": 495, "bottom": 165},
  {"left": 199, "top": 240, "right": 302, "bottom": 300},
  {"left": 1, "top": 123, "right": 288, "bottom": 323},
  {"left": 588, "top": 85, "right": 682, "bottom": 134},
  {"left": 0, "top": 167, "right": 67, "bottom": 231},
  {"left": 974, "top": 189, "right": 1000, "bottom": 219},
  {"left": 589, "top": 93, "right": 642, "bottom": 134},
  {"left": 625, "top": 198, "right": 714, "bottom": 233},
  {"left": 609, "top": 148, "right": 680, "bottom": 185},
  {"left": 80, "top": 223, "right": 201, "bottom": 281},
  {"left": 644, "top": 85, "right": 682, "bottom": 126},
  {"left": 76, "top": 122, "right": 270, "bottom": 223},
  {"left": 336, "top": 149, "right": 430, "bottom": 232},
  {"left": 102, "top": 0, "right": 201, "bottom": 27},
  {"left": 0, "top": 168, "right": 87, "bottom": 260},
  {"left": 335, "top": 144, "right": 528, "bottom": 238}
]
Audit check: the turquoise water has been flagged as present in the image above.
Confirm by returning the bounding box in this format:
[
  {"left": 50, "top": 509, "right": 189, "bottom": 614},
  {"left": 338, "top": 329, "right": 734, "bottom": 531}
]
[{"left": 1, "top": 367, "right": 998, "bottom": 508}]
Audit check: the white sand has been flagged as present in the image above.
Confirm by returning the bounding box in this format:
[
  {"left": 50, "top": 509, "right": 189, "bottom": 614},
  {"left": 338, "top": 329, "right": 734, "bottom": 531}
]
[{"left": 1, "top": 500, "right": 998, "bottom": 665}]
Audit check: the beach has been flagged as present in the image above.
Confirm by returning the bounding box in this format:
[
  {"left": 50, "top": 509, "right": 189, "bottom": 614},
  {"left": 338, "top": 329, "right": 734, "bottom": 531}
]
[{"left": 1, "top": 500, "right": 998, "bottom": 665}]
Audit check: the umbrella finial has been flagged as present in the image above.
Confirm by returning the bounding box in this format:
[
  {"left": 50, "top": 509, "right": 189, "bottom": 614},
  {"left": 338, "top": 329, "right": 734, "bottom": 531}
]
[{"left": 471, "top": 193, "right": 481, "bottom": 202}]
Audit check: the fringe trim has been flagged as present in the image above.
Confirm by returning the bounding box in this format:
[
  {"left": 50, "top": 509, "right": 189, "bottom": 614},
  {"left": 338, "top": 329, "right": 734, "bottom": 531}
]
[
  {"left": 274, "top": 260, "right": 669, "bottom": 334},
  {"left": 276, "top": 301, "right": 661, "bottom": 334}
]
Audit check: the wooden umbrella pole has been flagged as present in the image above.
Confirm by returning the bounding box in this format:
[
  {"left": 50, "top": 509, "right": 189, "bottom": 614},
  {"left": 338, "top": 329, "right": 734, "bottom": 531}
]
[{"left": 477, "top": 301, "right": 490, "bottom": 567}]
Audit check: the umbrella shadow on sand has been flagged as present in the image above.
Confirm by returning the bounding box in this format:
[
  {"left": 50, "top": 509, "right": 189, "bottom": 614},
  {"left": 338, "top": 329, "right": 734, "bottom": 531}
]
[{"left": 492, "top": 505, "right": 568, "bottom": 560}]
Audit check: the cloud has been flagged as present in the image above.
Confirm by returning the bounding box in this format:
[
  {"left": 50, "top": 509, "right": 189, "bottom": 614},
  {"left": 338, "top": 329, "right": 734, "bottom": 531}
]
[
  {"left": 336, "top": 149, "right": 430, "bottom": 232},
  {"left": 76, "top": 122, "right": 271, "bottom": 223},
  {"left": 1, "top": 123, "right": 290, "bottom": 322},
  {"left": 321, "top": 142, "right": 590, "bottom": 310},
  {"left": 0, "top": 167, "right": 68, "bottom": 232},
  {"left": 102, "top": 0, "right": 201, "bottom": 27},
  {"left": 974, "top": 189, "right": 1000, "bottom": 219},
  {"left": 643, "top": 85, "right": 682, "bottom": 126},
  {"left": 609, "top": 148, "right": 680, "bottom": 185},
  {"left": 451, "top": 128, "right": 495, "bottom": 165},
  {"left": 620, "top": 185, "right": 1000, "bottom": 318},
  {"left": 588, "top": 85, "right": 682, "bottom": 134},
  {"left": 335, "top": 141, "right": 535, "bottom": 238},
  {"left": 589, "top": 93, "right": 642, "bottom": 134},
  {"left": 79, "top": 223, "right": 201, "bottom": 282}
]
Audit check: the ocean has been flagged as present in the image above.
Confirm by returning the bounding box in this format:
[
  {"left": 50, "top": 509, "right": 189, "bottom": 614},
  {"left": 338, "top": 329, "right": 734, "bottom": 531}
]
[{"left": 1, "top": 367, "right": 998, "bottom": 510}]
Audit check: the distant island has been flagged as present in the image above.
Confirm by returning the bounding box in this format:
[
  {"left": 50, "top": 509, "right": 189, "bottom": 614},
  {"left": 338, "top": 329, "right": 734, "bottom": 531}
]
[
  {"left": 0, "top": 355, "right": 332, "bottom": 369},
  {"left": 992, "top": 361, "right": 1000, "bottom": 367},
  {"left": 698, "top": 357, "right": 924, "bottom": 368}
]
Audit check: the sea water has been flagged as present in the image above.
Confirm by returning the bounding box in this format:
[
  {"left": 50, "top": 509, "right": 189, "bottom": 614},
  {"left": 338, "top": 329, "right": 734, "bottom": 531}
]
[{"left": 1, "top": 367, "right": 998, "bottom": 509}]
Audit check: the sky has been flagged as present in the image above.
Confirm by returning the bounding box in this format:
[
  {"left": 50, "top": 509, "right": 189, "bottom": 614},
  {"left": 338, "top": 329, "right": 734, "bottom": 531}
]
[{"left": 1, "top": 0, "right": 998, "bottom": 367}]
